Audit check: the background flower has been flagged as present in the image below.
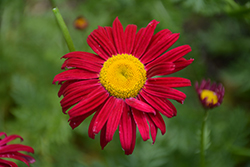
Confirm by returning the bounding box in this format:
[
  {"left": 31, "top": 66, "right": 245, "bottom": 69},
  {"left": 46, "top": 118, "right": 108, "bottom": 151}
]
[
  {"left": 0, "top": 132, "right": 35, "bottom": 167},
  {"left": 195, "top": 79, "right": 225, "bottom": 109}
]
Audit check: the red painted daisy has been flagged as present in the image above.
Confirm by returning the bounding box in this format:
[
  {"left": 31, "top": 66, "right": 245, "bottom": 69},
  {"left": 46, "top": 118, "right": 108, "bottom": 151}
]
[
  {"left": 195, "top": 79, "right": 225, "bottom": 109},
  {"left": 0, "top": 132, "right": 35, "bottom": 167},
  {"left": 53, "top": 18, "right": 193, "bottom": 154}
]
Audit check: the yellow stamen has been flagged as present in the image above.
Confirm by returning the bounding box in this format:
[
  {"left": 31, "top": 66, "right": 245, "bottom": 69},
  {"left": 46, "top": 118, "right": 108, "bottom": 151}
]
[
  {"left": 200, "top": 89, "right": 218, "bottom": 105},
  {"left": 99, "top": 54, "right": 146, "bottom": 99}
]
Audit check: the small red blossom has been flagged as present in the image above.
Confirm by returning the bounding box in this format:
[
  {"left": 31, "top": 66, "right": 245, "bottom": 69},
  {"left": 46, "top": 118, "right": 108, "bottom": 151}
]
[
  {"left": 53, "top": 17, "right": 193, "bottom": 154},
  {"left": 195, "top": 79, "right": 225, "bottom": 109},
  {"left": 0, "top": 132, "right": 35, "bottom": 167}
]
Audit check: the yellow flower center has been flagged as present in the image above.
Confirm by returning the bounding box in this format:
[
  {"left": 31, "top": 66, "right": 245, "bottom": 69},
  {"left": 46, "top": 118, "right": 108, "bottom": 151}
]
[
  {"left": 200, "top": 89, "right": 218, "bottom": 105},
  {"left": 99, "top": 54, "right": 146, "bottom": 99}
]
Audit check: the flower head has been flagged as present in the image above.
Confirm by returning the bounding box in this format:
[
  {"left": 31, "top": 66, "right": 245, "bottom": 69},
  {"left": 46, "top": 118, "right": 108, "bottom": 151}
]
[
  {"left": 74, "top": 16, "right": 88, "bottom": 30},
  {"left": 53, "top": 17, "right": 193, "bottom": 154},
  {"left": 0, "top": 132, "right": 35, "bottom": 167},
  {"left": 195, "top": 79, "right": 225, "bottom": 109}
]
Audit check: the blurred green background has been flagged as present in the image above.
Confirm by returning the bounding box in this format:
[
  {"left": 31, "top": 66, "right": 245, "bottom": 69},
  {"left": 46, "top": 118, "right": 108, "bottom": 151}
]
[{"left": 1, "top": 0, "right": 250, "bottom": 166}]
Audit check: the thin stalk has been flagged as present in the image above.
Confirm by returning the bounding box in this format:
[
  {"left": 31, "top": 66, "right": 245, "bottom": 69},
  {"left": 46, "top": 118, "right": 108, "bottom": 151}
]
[
  {"left": 200, "top": 110, "right": 209, "bottom": 167},
  {"left": 52, "top": 7, "right": 75, "bottom": 52}
]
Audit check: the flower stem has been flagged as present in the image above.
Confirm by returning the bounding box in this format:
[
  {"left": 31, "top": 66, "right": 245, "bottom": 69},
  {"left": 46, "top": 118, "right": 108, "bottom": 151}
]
[
  {"left": 52, "top": 7, "right": 75, "bottom": 52},
  {"left": 200, "top": 109, "right": 208, "bottom": 167}
]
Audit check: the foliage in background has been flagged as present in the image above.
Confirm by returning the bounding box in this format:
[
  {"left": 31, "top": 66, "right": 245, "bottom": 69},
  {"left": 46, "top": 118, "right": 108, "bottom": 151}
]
[{"left": 0, "top": 0, "right": 250, "bottom": 166}]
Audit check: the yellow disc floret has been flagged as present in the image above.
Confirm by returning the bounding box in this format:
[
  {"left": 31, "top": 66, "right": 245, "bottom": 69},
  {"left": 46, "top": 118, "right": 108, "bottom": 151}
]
[
  {"left": 200, "top": 89, "right": 218, "bottom": 105},
  {"left": 99, "top": 54, "right": 146, "bottom": 99}
]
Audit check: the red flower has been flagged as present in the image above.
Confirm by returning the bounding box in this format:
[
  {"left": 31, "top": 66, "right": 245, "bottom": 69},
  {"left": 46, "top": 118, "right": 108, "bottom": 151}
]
[
  {"left": 0, "top": 132, "right": 35, "bottom": 167},
  {"left": 53, "top": 17, "right": 193, "bottom": 154},
  {"left": 195, "top": 79, "right": 225, "bottom": 109}
]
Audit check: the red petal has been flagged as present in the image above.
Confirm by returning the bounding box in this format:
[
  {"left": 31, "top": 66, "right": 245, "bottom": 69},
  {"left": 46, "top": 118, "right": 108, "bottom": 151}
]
[
  {"left": 0, "top": 132, "right": 6, "bottom": 138},
  {"left": 125, "top": 24, "right": 137, "bottom": 54},
  {"left": 88, "top": 108, "right": 101, "bottom": 139},
  {"left": 125, "top": 98, "right": 156, "bottom": 114},
  {"left": 0, "top": 135, "right": 23, "bottom": 146},
  {"left": 87, "top": 34, "right": 109, "bottom": 60},
  {"left": 68, "top": 86, "right": 109, "bottom": 118},
  {"left": 100, "top": 123, "right": 109, "bottom": 149},
  {"left": 146, "top": 45, "right": 192, "bottom": 69},
  {"left": 62, "top": 51, "right": 105, "bottom": 64},
  {"left": 147, "top": 29, "right": 172, "bottom": 49},
  {"left": 125, "top": 118, "right": 136, "bottom": 155},
  {"left": 145, "top": 114, "right": 157, "bottom": 144},
  {"left": 60, "top": 84, "right": 99, "bottom": 113},
  {"left": 141, "top": 33, "right": 180, "bottom": 64},
  {"left": 148, "top": 111, "right": 166, "bottom": 135},
  {"left": 146, "top": 77, "right": 191, "bottom": 88},
  {"left": 69, "top": 110, "right": 95, "bottom": 129},
  {"left": 119, "top": 105, "right": 134, "bottom": 154},
  {"left": 0, "top": 144, "right": 34, "bottom": 153},
  {"left": 104, "top": 26, "right": 117, "bottom": 53},
  {"left": 90, "top": 28, "right": 117, "bottom": 56},
  {"left": 53, "top": 69, "right": 98, "bottom": 84},
  {"left": 140, "top": 91, "right": 177, "bottom": 118},
  {"left": 146, "top": 62, "right": 175, "bottom": 78},
  {"left": 169, "top": 58, "right": 194, "bottom": 74},
  {"left": 58, "top": 79, "right": 99, "bottom": 97},
  {"left": 131, "top": 108, "right": 150, "bottom": 141},
  {"left": 92, "top": 96, "right": 116, "bottom": 134},
  {"left": 61, "top": 58, "right": 102, "bottom": 72},
  {"left": 106, "top": 99, "right": 124, "bottom": 142},
  {"left": 0, "top": 159, "right": 18, "bottom": 167},
  {"left": 113, "top": 17, "right": 126, "bottom": 54},
  {"left": 144, "top": 84, "right": 186, "bottom": 103},
  {"left": 0, "top": 152, "right": 35, "bottom": 166},
  {"left": 132, "top": 20, "right": 159, "bottom": 58}
]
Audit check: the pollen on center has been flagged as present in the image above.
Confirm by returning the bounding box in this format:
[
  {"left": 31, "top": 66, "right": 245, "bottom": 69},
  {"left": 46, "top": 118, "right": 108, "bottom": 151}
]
[{"left": 99, "top": 54, "right": 147, "bottom": 99}]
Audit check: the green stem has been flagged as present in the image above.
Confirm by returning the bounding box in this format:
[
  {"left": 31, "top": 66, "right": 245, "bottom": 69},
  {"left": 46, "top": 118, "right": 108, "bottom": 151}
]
[
  {"left": 200, "top": 110, "right": 209, "bottom": 167},
  {"left": 52, "top": 7, "right": 75, "bottom": 52}
]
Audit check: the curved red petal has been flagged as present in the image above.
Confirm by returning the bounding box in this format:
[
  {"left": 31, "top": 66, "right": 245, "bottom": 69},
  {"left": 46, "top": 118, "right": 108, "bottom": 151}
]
[
  {"left": 61, "top": 58, "right": 102, "bottom": 72},
  {"left": 119, "top": 105, "right": 134, "bottom": 153},
  {"left": 92, "top": 96, "right": 116, "bottom": 134},
  {"left": 68, "top": 86, "right": 109, "bottom": 118},
  {"left": 140, "top": 91, "right": 177, "bottom": 118},
  {"left": 145, "top": 114, "right": 157, "bottom": 144},
  {"left": 0, "top": 144, "right": 34, "bottom": 154},
  {"left": 62, "top": 51, "right": 105, "bottom": 64},
  {"left": 131, "top": 108, "right": 150, "bottom": 141},
  {"left": 144, "top": 84, "right": 186, "bottom": 103},
  {"left": 0, "top": 159, "right": 18, "bottom": 167},
  {"left": 60, "top": 84, "right": 99, "bottom": 113},
  {"left": 146, "top": 77, "right": 191, "bottom": 88},
  {"left": 147, "top": 29, "right": 172, "bottom": 49},
  {"left": 100, "top": 123, "right": 109, "bottom": 149},
  {"left": 146, "top": 45, "right": 192, "bottom": 69},
  {"left": 87, "top": 35, "right": 110, "bottom": 60},
  {"left": 132, "top": 20, "right": 159, "bottom": 58},
  {"left": 53, "top": 69, "right": 98, "bottom": 84},
  {"left": 106, "top": 99, "right": 124, "bottom": 142},
  {"left": 113, "top": 17, "right": 126, "bottom": 54},
  {"left": 148, "top": 111, "right": 166, "bottom": 135},
  {"left": 69, "top": 110, "right": 96, "bottom": 129},
  {"left": 141, "top": 33, "right": 180, "bottom": 64},
  {"left": 0, "top": 135, "right": 23, "bottom": 146},
  {"left": 125, "top": 24, "right": 137, "bottom": 54},
  {"left": 125, "top": 98, "right": 156, "bottom": 114},
  {"left": 91, "top": 28, "right": 117, "bottom": 56},
  {"left": 58, "top": 79, "right": 99, "bottom": 97},
  {"left": 146, "top": 62, "right": 175, "bottom": 78}
]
